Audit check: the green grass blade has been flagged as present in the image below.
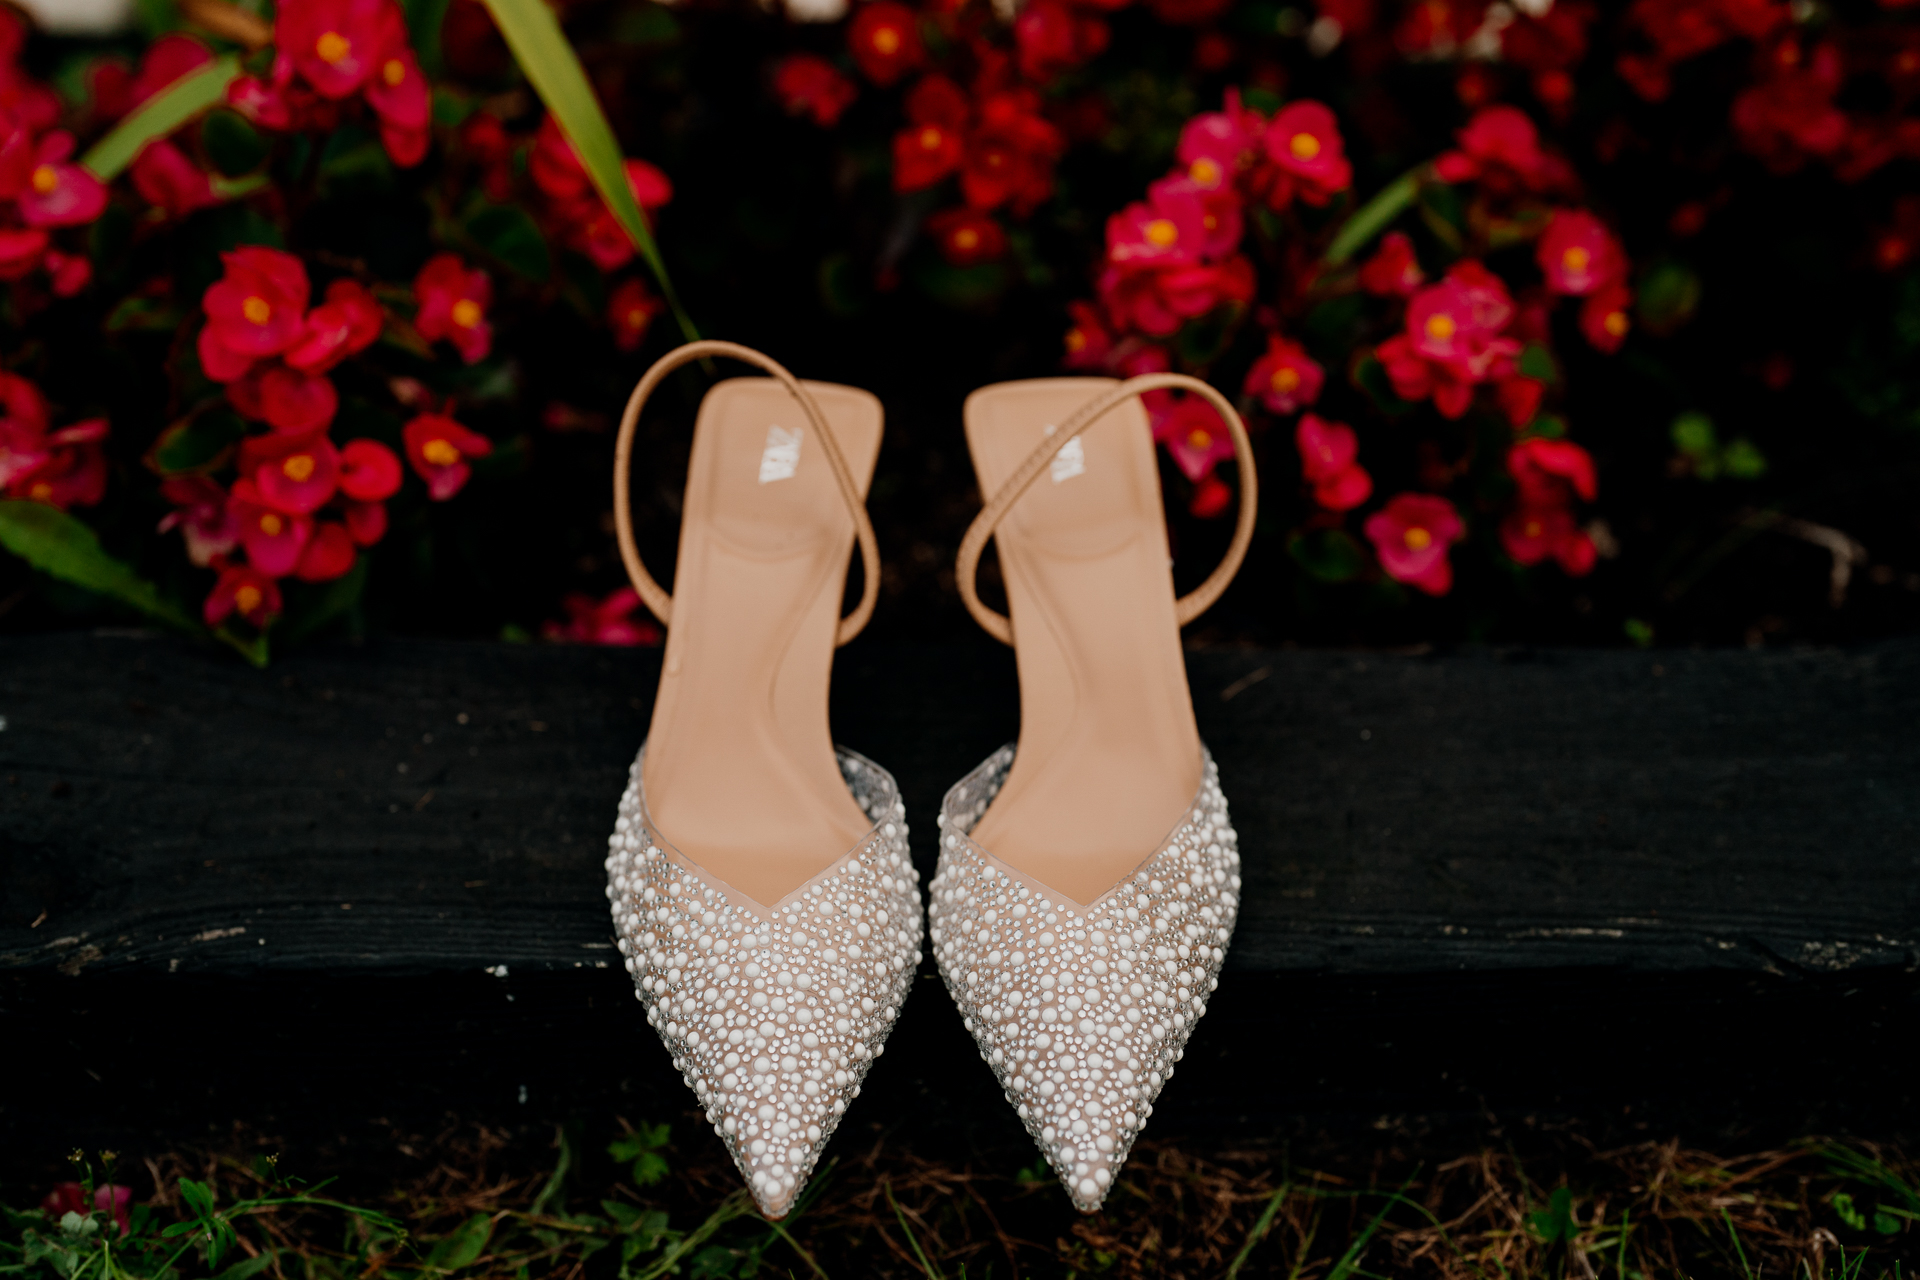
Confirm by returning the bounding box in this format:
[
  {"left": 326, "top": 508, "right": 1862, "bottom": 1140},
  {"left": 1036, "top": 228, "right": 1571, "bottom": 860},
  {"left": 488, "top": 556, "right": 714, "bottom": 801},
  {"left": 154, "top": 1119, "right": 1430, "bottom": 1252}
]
[
  {"left": 81, "top": 56, "right": 240, "bottom": 180},
  {"left": 1225, "top": 1182, "right": 1290, "bottom": 1279},
  {"left": 883, "top": 1180, "right": 944, "bottom": 1280},
  {"left": 1323, "top": 164, "right": 1425, "bottom": 266},
  {"left": 478, "top": 0, "right": 697, "bottom": 342},
  {"left": 0, "top": 499, "right": 203, "bottom": 636},
  {"left": 1325, "top": 1175, "right": 1419, "bottom": 1280}
]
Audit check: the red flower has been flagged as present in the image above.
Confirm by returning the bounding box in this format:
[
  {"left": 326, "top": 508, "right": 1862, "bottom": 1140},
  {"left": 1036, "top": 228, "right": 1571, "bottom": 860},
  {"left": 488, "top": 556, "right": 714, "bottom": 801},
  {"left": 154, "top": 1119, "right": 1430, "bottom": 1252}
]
[
  {"left": 1536, "top": 209, "right": 1625, "bottom": 296},
  {"left": 1508, "top": 436, "right": 1596, "bottom": 505},
  {"left": 1188, "top": 472, "right": 1233, "bottom": 518},
  {"left": 773, "top": 53, "right": 858, "bottom": 127},
  {"left": 927, "top": 207, "right": 1007, "bottom": 265},
  {"left": 1262, "top": 100, "right": 1352, "bottom": 207},
  {"left": 128, "top": 34, "right": 213, "bottom": 106},
  {"left": 285, "top": 278, "right": 383, "bottom": 372},
  {"left": 1363, "top": 493, "right": 1464, "bottom": 595},
  {"left": 343, "top": 498, "right": 387, "bottom": 545},
  {"left": 567, "top": 159, "right": 674, "bottom": 271},
  {"left": 203, "top": 246, "right": 311, "bottom": 359},
  {"left": 1403, "top": 265, "right": 1521, "bottom": 387},
  {"left": 1146, "top": 173, "right": 1242, "bottom": 258},
  {"left": 1579, "top": 280, "right": 1632, "bottom": 352},
  {"left": 18, "top": 132, "right": 107, "bottom": 228},
  {"left": 403, "top": 412, "right": 492, "bottom": 499},
  {"left": 960, "top": 90, "right": 1064, "bottom": 213},
  {"left": 1176, "top": 89, "right": 1263, "bottom": 191},
  {"left": 230, "top": 477, "right": 312, "bottom": 575},
  {"left": 4, "top": 418, "right": 107, "bottom": 509},
  {"left": 1496, "top": 375, "right": 1545, "bottom": 428},
  {"left": 0, "top": 227, "right": 46, "bottom": 280},
  {"left": 848, "top": 2, "right": 924, "bottom": 86},
  {"left": 1501, "top": 503, "right": 1596, "bottom": 575},
  {"left": 893, "top": 75, "right": 969, "bottom": 191},
  {"left": 0, "top": 371, "right": 50, "bottom": 488},
  {"left": 1107, "top": 186, "right": 1208, "bottom": 268},
  {"left": 413, "top": 253, "right": 492, "bottom": 364},
  {"left": 252, "top": 430, "right": 339, "bottom": 513},
  {"left": 542, "top": 586, "right": 661, "bottom": 645},
  {"left": 530, "top": 114, "right": 590, "bottom": 201},
  {"left": 43, "top": 249, "right": 90, "bottom": 297},
  {"left": 1245, "top": 333, "right": 1323, "bottom": 413},
  {"left": 42, "top": 1184, "right": 131, "bottom": 1235},
  {"left": 1730, "top": 42, "right": 1847, "bottom": 173},
  {"left": 364, "top": 46, "right": 428, "bottom": 132},
  {"left": 204, "top": 563, "right": 283, "bottom": 627},
  {"left": 229, "top": 365, "right": 339, "bottom": 434},
  {"left": 337, "top": 437, "right": 402, "bottom": 501},
  {"left": 1063, "top": 300, "right": 1113, "bottom": 369},
  {"left": 607, "top": 278, "right": 663, "bottom": 352},
  {"left": 295, "top": 521, "right": 357, "bottom": 581},
  {"left": 1359, "top": 231, "right": 1424, "bottom": 297},
  {"left": 1013, "top": 0, "right": 1109, "bottom": 84},
  {"left": 277, "top": 0, "right": 407, "bottom": 99},
  {"left": 1098, "top": 255, "right": 1254, "bottom": 337},
  {"left": 1152, "top": 392, "right": 1236, "bottom": 482},
  {"left": 1434, "top": 105, "right": 1567, "bottom": 194},
  {"left": 1295, "top": 413, "right": 1371, "bottom": 511},
  {"left": 159, "top": 475, "right": 239, "bottom": 565},
  {"left": 131, "top": 138, "right": 215, "bottom": 217}
]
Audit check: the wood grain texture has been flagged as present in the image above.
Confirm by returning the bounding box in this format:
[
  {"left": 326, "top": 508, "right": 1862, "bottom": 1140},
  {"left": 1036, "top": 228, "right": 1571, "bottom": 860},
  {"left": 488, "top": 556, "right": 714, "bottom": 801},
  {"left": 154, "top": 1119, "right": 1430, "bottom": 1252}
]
[{"left": 1, "top": 633, "right": 1915, "bottom": 980}]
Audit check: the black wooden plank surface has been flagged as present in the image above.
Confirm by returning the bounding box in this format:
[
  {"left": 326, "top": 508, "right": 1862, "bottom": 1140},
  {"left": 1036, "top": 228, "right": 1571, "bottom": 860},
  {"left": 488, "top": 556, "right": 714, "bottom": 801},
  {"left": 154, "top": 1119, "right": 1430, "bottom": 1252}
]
[{"left": 1, "top": 632, "right": 1916, "bottom": 980}]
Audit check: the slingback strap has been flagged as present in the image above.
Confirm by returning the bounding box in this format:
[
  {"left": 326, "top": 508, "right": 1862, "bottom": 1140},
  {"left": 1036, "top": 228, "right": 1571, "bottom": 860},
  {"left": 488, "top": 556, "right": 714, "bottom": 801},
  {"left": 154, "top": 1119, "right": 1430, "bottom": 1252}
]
[
  {"left": 613, "top": 340, "right": 882, "bottom": 647},
  {"left": 956, "top": 374, "right": 1258, "bottom": 647}
]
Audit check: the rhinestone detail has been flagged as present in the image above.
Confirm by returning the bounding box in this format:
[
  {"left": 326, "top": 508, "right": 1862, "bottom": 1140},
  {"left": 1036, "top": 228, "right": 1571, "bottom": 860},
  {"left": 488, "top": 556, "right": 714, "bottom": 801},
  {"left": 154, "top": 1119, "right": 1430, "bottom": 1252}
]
[
  {"left": 606, "top": 745, "right": 925, "bottom": 1219},
  {"left": 928, "top": 744, "right": 1241, "bottom": 1213}
]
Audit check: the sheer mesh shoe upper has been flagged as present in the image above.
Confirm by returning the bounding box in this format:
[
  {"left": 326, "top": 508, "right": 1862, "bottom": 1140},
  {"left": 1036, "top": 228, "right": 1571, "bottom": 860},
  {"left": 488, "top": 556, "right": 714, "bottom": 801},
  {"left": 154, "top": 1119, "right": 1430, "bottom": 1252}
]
[
  {"left": 607, "top": 747, "right": 925, "bottom": 1218},
  {"left": 927, "top": 746, "right": 1243, "bottom": 1212}
]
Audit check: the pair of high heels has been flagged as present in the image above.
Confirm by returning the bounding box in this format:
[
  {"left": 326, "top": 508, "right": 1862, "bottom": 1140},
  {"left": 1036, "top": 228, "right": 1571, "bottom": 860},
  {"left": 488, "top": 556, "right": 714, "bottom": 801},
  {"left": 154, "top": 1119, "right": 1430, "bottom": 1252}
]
[{"left": 603, "top": 340, "right": 1256, "bottom": 1218}]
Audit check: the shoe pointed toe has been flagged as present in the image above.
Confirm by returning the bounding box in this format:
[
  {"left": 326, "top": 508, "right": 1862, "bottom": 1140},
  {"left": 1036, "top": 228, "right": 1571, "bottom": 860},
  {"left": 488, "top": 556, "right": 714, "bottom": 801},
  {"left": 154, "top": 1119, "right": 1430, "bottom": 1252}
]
[{"left": 928, "top": 746, "right": 1242, "bottom": 1212}]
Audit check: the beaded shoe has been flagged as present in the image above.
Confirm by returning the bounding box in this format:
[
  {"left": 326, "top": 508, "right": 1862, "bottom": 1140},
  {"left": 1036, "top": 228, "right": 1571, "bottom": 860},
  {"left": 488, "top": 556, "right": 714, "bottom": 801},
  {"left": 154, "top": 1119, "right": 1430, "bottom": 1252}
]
[
  {"left": 601, "top": 341, "right": 924, "bottom": 1219},
  {"left": 931, "top": 374, "right": 1257, "bottom": 1213}
]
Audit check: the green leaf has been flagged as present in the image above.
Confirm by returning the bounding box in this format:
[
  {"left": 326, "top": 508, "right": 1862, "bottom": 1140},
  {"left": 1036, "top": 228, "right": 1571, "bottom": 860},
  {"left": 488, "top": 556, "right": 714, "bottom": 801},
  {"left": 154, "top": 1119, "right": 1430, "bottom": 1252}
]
[
  {"left": 1623, "top": 618, "right": 1654, "bottom": 648},
  {"left": 1875, "top": 1210, "right": 1902, "bottom": 1235},
  {"left": 1287, "top": 529, "right": 1367, "bottom": 584},
  {"left": 405, "top": 0, "right": 454, "bottom": 75},
  {"left": 464, "top": 202, "right": 551, "bottom": 281},
  {"left": 1518, "top": 342, "right": 1558, "bottom": 384},
  {"left": 1636, "top": 260, "right": 1702, "bottom": 336},
  {"left": 81, "top": 56, "right": 240, "bottom": 181},
  {"left": 209, "top": 1253, "right": 277, "bottom": 1280},
  {"left": 1721, "top": 438, "right": 1767, "bottom": 480},
  {"left": 426, "top": 1213, "right": 493, "bottom": 1271},
  {"left": 480, "top": 0, "right": 696, "bottom": 340},
  {"left": 1835, "top": 1192, "right": 1868, "bottom": 1232},
  {"left": 0, "top": 501, "right": 203, "bottom": 635},
  {"left": 1324, "top": 164, "right": 1424, "bottom": 265},
  {"left": 609, "top": 1122, "right": 672, "bottom": 1187},
  {"left": 148, "top": 407, "right": 247, "bottom": 474},
  {"left": 279, "top": 557, "right": 368, "bottom": 644},
  {"left": 1670, "top": 412, "right": 1717, "bottom": 459},
  {"left": 202, "top": 109, "right": 269, "bottom": 178},
  {"left": 317, "top": 124, "right": 394, "bottom": 194},
  {"left": 1527, "top": 1187, "right": 1576, "bottom": 1244},
  {"left": 1352, "top": 354, "right": 1415, "bottom": 419}
]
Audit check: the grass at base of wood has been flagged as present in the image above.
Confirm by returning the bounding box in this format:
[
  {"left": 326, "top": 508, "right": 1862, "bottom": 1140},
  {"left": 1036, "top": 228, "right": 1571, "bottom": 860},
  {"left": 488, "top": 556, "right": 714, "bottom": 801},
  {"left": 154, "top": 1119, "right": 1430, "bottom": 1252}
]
[{"left": 8, "top": 1122, "right": 1917, "bottom": 1279}]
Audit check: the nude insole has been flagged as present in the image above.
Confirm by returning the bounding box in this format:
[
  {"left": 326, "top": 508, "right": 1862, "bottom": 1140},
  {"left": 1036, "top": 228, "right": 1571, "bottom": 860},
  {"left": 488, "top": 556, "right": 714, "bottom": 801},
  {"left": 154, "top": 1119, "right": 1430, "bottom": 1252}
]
[
  {"left": 640, "top": 377, "right": 883, "bottom": 907},
  {"left": 962, "top": 378, "right": 1204, "bottom": 906}
]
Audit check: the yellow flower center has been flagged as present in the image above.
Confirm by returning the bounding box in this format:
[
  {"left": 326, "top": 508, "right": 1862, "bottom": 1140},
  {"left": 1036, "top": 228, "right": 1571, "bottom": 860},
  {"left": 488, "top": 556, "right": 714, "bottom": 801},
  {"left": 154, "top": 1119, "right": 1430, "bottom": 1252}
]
[
  {"left": 234, "top": 584, "right": 262, "bottom": 614},
  {"left": 1289, "top": 132, "right": 1320, "bottom": 161},
  {"left": 870, "top": 25, "right": 901, "bottom": 55},
  {"left": 316, "top": 31, "right": 351, "bottom": 63},
  {"left": 383, "top": 58, "right": 407, "bottom": 86},
  {"left": 952, "top": 228, "right": 979, "bottom": 251},
  {"left": 422, "top": 438, "right": 461, "bottom": 466},
  {"left": 259, "top": 512, "right": 284, "bottom": 536},
  {"left": 30, "top": 165, "right": 57, "bottom": 195},
  {"left": 1562, "top": 245, "right": 1591, "bottom": 273},
  {"left": 1144, "top": 219, "right": 1179, "bottom": 247},
  {"left": 1270, "top": 367, "right": 1299, "bottom": 394},
  {"left": 242, "top": 296, "right": 272, "bottom": 325},
  {"left": 1524, "top": 520, "right": 1542, "bottom": 537},
  {"left": 1066, "top": 329, "right": 1086, "bottom": 352},
  {"left": 451, "top": 299, "right": 482, "bottom": 329},
  {"left": 283, "top": 455, "right": 316, "bottom": 482},
  {"left": 919, "top": 126, "right": 943, "bottom": 151},
  {"left": 1424, "top": 313, "right": 1456, "bottom": 341},
  {"left": 1187, "top": 428, "right": 1212, "bottom": 450},
  {"left": 626, "top": 308, "right": 648, "bottom": 327},
  {"left": 28, "top": 481, "right": 50, "bottom": 499},
  {"left": 1190, "top": 157, "right": 1222, "bottom": 187},
  {"left": 1604, "top": 310, "right": 1629, "bottom": 337},
  {"left": 1404, "top": 526, "right": 1432, "bottom": 551}
]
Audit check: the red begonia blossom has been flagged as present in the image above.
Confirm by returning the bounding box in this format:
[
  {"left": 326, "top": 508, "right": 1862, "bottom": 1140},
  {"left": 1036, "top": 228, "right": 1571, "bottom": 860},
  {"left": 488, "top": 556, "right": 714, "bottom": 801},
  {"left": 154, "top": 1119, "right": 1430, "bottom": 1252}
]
[
  {"left": 1187, "top": 472, "right": 1232, "bottom": 518},
  {"left": 961, "top": 89, "right": 1065, "bottom": 213},
  {"left": 0, "top": 227, "right": 46, "bottom": 280},
  {"left": 204, "top": 563, "right": 282, "bottom": 627},
  {"left": 285, "top": 279, "right": 383, "bottom": 372},
  {"left": 1097, "top": 254, "right": 1254, "bottom": 337},
  {"left": 1262, "top": 101, "right": 1352, "bottom": 207},
  {"left": 1014, "top": 0, "right": 1109, "bottom": 84},
  {"left": 279, "top": 0, "right": 405, "bottom": 99},
  {"left": 228, "top": 365, "right": 339, "bottom": 435},
  {"left": 43, "top": 1184, "right": 131, "bottom": 1235},
  {"left": 0, "top": 370, "right": 48, "bottom": 486},
  {"left": 295, "top": 520, "right": 358, "bottom": 580},
  {"left": 893, "top": 75, "right": 969, "bottom": 191},
  {"left": 1295, "top": 414, "right": 1372, "bottom": 511},
  {"left": 1616, "top": 0, "right": 1789, "bottom": 102},
  {"left": 343, "top": 498, "right": 387, "bottom": 545},
  {"left": 1377, "top": 262, "right": 1522, "bottom": 417},
  {"left": 4, "top": 417, "right": 107, "bottom": 508},
  {"left": 1579, "top": 280, "right": 1633, "bottom": 352},
  {"left": 403, "top": 412, "right": 492, "bottom": 499},
  {"left": 1508, "top": 436, "right": 1597, "bottom": 505},
  {"left": 1434, "top": 105, "right": 1569, "bottom": 195},
  {"left": 532, "top": 116, "right": 674, "bottom": 270},
  {"left": 1062, "top": 300, "right": 1114, "bottom": 369},
  {"left": 542, "top": 585, "right": 662, "bottom": 645},
  {"left": 1175, "top": 90, "right": 1263, "bottom": 191},
  {"left": 252, "top": 430, "right": 339, "bottom": 513},
  {"left": 1501, "top": 502, "right": 1596, "bottom": 574},
  {"left": 607, "top": 278, "right": 663, "bottom": 351},
  {"left": 131, "top": 139, "right": 216, "bottom": 218},
  {"left": 773, "top": 54, "right": 858, "bottom": 127},
  {"left": 43, "top": 248, "right": 90, "bottom": 296},
  {"left": 848, "top": 2, "right": 924, "bottom": 86},
  {"left": 1245, "top": 333, "right": 1323, "bottom": 414},
  {"left": 1496, "top": 375, "right": 1546, "bottom": 429},
  {"left": 1364, "top": 493, "right": 1464, "bottom": 595},
  {"left": 1360, "top": 231, "right": 1424, "bottom": 297},
  {"left": 128, "top": 34, "right": 212, "bottom": 105},
  {"left": 928, "top": 207, "right": 1007, "bottom": 265},
  {"left": 1536, "top": 209, "right": 1625, "bottom": 296},
  {"left": 1147, "top": 173, "right": 1242, "bottom": 257},
  {"left": 18, "top": 132, "right": 107, "bottom": 228},
  {"left": 413, "top": 253, "right": 492, "bottom": 364},
  {"left": 203, "top": 246, "right": 310, "bottom": 360},
  {"left": 159, "top": 475, "right": 239, "bottom": 565},
  {"left": 1730, "top": 41, "right": 1848, "bottom": 172},
  {"left": 1108, "top": 184, "right": 1208, "bottom": 268},
  {"left": 1152, "top": 392, "right": 1236, "bottom": 482},
  {"left": 230, "top": 477, "right": 313, "bottom": 575},
  {"left": 337, "top": 438, "right": 402, "bottom": 501}
]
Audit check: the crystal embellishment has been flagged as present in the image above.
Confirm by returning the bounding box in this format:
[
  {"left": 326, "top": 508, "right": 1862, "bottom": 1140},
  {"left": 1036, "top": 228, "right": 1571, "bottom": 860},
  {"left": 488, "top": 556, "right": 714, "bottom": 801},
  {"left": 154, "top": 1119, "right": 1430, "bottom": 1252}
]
[
  {"left": 607, "top": 745, "right": 924, "bottom": 1218},
  {"left": 927, "top": 745, "right": 1241, "bottom": 1213}
]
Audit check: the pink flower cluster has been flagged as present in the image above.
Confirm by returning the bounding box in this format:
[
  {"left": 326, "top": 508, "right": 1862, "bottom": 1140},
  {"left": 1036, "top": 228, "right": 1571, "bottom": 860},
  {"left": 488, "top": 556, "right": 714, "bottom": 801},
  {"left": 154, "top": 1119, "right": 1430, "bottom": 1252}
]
[
  {"left": 229, "top": 0, "right": 431, "bottom": 167},
  {"left": 0, "top": 9, "right": 104, "bottom": 296},
  {"left": 0, "top": 372, "right": 108, "bottom": 509},
  {"left": 168, "top": 244, "right": 495, "bottom": 629}
]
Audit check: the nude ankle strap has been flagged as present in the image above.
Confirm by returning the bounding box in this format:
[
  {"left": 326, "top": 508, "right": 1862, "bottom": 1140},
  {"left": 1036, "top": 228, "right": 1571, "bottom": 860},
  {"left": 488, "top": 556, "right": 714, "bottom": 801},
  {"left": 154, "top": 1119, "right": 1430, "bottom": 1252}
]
[
  {"left": 956, "top": 374, "right": 1258, "bottom": 646},
  {"left": 613, "top": 340, "right": 882, "bottom": 647}
]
